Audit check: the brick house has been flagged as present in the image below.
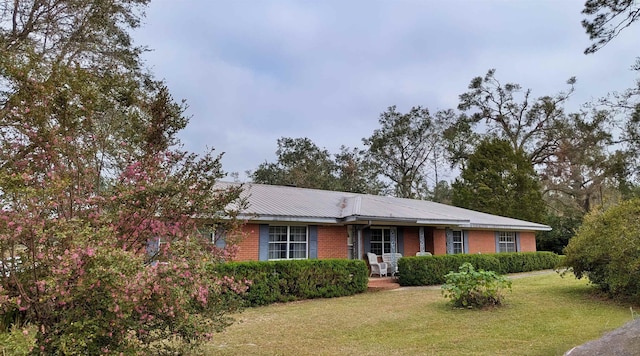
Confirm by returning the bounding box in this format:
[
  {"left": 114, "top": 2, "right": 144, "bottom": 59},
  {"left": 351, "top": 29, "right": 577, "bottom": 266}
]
[{"left": 217, "top": 182, "right": 550, "bottom": 262}]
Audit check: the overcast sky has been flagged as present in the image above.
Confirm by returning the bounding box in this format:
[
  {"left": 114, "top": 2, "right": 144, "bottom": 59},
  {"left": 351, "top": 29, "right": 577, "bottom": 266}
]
[{"left": 133, "top": 0, "right": 640, "bottom": 180}]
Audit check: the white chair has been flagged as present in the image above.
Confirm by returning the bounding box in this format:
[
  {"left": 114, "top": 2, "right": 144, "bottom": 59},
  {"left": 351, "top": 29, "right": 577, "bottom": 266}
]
[
  {"left": 366, "top": 252, "right": 388, "bottom": 277},
  {"left": 416, "top": 251, "right": 432, "bottom": 256},
  {"left": 382, "top": 253, "right": 403, "bottom": 276}
]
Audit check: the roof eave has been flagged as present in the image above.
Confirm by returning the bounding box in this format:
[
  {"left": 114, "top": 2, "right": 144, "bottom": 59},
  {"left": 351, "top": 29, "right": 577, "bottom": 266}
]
[
  {"left": 240, "top": 214, "right": 340, "bottom": 224},
  {"left": 464, "top": 223, "right": 552, "bottom": 231}
]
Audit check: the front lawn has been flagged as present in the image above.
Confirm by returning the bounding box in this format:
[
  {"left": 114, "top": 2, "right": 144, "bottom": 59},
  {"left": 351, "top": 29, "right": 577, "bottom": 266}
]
[{"left": 204, "top": 273, "right": 636, "bottom": 355}]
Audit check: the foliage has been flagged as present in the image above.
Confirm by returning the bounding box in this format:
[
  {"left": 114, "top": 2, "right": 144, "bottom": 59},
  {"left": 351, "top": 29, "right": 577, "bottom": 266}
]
[
  {"left": 541, "top": 110, "right": 625, "bottom": 215},
  {"left": 537, "top": 214, "right": 583, "bottom": 254},
  {"left": 251, "top": 137, "right": 337, "bottom": 190},
  {"left": 452, "top": 138, "right": 546, "bottom": 223},
  {"left": 0, "top": 0, "right": 249, "bottom": 353},
  {"left": 211, "top": 259, "right": 369, "bottom": 306},
  {"left": 582, "top": 0, "right": 640, "bottom": 54},
  {"left": 0, "top": 324, "right": 36, "bottom": 355},
  {"left": 250, "top": 138, "right": 383, "bottom": 194},
  {"left": 441, "top": 263, "right": 512, "bottom": 308},
  {"left": 334, "top": 145, "right": 386, "bottom": 195},
  {"left": 457, "top": 69, "right": 575, "bottom": 167},
  {"left": 363, "top": 105, "right": 448, "bottom": 199},
  {"left": 562, "top": 198, "right": 640, "bottom": 301},
  {"left": 398, "top": 252, "right": 561, "bottom": 286}
]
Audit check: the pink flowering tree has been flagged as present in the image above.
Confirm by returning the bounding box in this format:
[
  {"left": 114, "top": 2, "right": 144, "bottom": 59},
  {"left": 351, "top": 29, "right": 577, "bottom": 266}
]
[{"left": 0, "top": 1, "right": 249, "bottom": 353}]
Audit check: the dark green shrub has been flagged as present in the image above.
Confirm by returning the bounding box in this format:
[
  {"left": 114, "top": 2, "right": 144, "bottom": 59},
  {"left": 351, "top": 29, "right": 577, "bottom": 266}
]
[
  {"left": 562, "top": 199, "right": 640, "bottom": 300},
  {"left": 398, "top": 251, "right": 560, "bottom": 286},
  {"left": 211, "top": 259, "right": 368, "bottom": 306},
  {"left": 441, "top": 263, "right": 512, "bottom": 308}
]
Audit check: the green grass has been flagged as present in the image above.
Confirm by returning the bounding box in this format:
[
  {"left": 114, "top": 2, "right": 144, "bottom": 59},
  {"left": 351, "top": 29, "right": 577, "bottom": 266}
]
[{"left": 203, "top": 273, "right": 637, "bottom": 356}]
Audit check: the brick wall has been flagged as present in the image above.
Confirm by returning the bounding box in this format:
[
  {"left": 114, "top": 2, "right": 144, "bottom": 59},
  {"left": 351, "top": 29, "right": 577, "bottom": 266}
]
[
  {"left": 402, "top": 227, "right": 420, "bottom": 256},
  {"left": 234, "top": 224, "right": 260, "bottom": 261},
  {"left": 230, "top": 223, "right": 349, "bottom": 261},
  {"left": 317, "top": 225, "right": 349, "bottom": 259},
  {"left": 519, "top": 231, "right": 537, "bottom": 252},
  {"left": 468, "top": 230, "right": 497, "bottom": 254},
  {"left": 232, "top": 224, "right": 539, "bottom": 261},
  {"left": 433, "top": 228, "right": 447, "bottom": 255}
]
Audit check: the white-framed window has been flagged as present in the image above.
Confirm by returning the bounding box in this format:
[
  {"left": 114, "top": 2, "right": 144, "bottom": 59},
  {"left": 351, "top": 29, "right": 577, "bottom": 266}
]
[
  {"left": 498, "top": 231, "right": 517, "bottom": 253},
  {"left": 452, "top": 230, "right": 464, "bottom": 254},
  {"left": 370, "top": 228, "right": 392, "bottom": 255},
  {"left": 200, "top": 224, "right": 226, "bottom": 246},
  {"left": 268, "top": 226, "right": 308, "bottom": 260}
]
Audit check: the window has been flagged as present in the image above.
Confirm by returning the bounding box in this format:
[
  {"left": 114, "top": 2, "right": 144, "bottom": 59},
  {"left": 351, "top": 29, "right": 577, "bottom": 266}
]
[
  {"left": 268, "top": 226, "right": 307, "bottom": 260},
  {"left": 370, "top": 228, "right": 392, "bottom": 255},
  {"left": 498, "top": 231, "right": 516, "bottom": 253},
  {"left": 452, "top": 230, "right": 464, "bottom": 254},
  {"left": 200, "top": 224, "right": 226, "bottom": 247}
]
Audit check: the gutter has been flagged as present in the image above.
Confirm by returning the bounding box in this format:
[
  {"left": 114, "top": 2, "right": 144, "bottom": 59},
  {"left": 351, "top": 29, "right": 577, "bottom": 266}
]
[{"left": 238, "top": 214, "right": 340, "bottom": 224}]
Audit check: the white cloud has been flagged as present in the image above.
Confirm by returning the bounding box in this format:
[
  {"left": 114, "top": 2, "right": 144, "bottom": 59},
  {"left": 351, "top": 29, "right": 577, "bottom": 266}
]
[{"left": 133, "top": 0, "right": 640, "bottom": 179}]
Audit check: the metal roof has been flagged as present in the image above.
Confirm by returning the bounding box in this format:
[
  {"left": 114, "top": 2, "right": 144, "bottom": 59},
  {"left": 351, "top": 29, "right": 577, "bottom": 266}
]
[{"left": 216, "top": 182, "right": 551, "bottom": 231}]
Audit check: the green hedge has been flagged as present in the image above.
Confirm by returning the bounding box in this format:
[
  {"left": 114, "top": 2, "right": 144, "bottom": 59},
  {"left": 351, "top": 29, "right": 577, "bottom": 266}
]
[
  {"left": 210, "top": 259, "right": 368, "bottom": 306},
  {"left": 398, "top": 252, "right": 561, "bottom": 286}
]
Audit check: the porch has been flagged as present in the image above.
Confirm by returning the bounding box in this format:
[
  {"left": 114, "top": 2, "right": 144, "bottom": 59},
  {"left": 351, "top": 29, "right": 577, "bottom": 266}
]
[{"left": 367, "top": 276, "right": 400, "bottom": 291}]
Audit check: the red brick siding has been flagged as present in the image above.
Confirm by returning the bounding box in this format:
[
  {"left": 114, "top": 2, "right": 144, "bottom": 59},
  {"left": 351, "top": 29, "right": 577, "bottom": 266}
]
[
  {"left": 402, "top": 227, "right": 420, "bottom": 256},
  {"left": 231, "top": 223, "right": 348, "bottom": 261},
  {"left": 232, "top": 224, "right": 538, "bottom": 261},
  {"left": 317, "top": 225, "right": 349, "bottom": 259},
  {"left": 234, "top": 224, "right": 260, "bottom": 261},
  {"left": 519, "top": 231, "right": 537, "bottom": 252},
  {"left": 468, "top": 230, "right": 497, "bottom": 254},
  {"left": 433, "top": 228, "right": 447, "bottom": 255}
]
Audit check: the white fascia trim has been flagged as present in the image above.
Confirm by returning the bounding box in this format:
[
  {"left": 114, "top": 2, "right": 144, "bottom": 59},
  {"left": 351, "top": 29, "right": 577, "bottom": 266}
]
[
  {"left": 240, "top": 214, "right": 339, "bottom": 224},
  {"left": 464, "top": 223, "right": 552, "bottom": 231},
  {"left": 342, "top": 216, "right": 421, "bottom": 224},
  {"left": 415, "top": 219, "right": 470, "bottom": 225}
]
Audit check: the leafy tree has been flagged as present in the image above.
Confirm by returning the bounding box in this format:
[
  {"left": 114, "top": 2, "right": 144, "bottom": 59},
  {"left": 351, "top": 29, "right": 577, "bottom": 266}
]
[
  {"left": 334, "top": 146, "right": 385, "bottom": 195},
  {"left": 536, "top": 214, "right": 583, "bottom": 254},
  {"left": 251, "top": 137, "right": 336, "bottom": 190},
  {"left": 457, "top": 69, "right": 575, "bottom": 167},
  {"left": 541, "top": 110, "right": 626, "bottom": 215},
  {"left": 0, "top": 0, "right": 248, "bottom": 353},
  {"left": 563, "top": 198, "right": 640, "bottom": 300},
  {"left": 251, "top": 137, "right": 383, "bottom": 194},
  {"left": 430, "top": 180, "right": 453, "bottom": 205},
  {"left": 582, "top": 0, "right": 640, "bottom": 54},
  {"left": 439, "top": 110, "right": 480, "bottom": 172},
  {"left": 452, "top": 138, "right": 545, "bottom": 223},
  {"left": 363, "top": 105, "right": 445, "bottom": 199}
]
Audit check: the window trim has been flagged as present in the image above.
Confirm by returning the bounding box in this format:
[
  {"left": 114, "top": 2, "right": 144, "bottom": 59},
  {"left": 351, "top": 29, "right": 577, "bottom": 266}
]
[
  {"left": 268, "top": 225, "right": 309, "bottom": 260},
  {"left": 498, "top": 231, "right": 517, "bottom": 253},
  {"left": 369, "top": 227, "right": 393, "bottom": 255},
  {"left": 452, "top": 230, "right": 464, "bottom": 254}
]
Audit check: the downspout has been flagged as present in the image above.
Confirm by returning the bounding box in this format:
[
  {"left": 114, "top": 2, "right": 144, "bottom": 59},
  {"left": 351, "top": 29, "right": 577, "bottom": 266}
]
[{"left": 356, "top": 221, "right": 372, "bottom": 260}]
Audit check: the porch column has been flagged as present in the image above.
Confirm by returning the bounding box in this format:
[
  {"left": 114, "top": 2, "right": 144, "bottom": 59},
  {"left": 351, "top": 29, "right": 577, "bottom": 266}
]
[
  {"left": 357, "top": 227, "right": 363, "bottom": 259},
  {"left": 419, "top": 226, "right": 425, "bottom": 253},
  {"left": 390, "top": 227, "right": 397, "bottom": 255}
]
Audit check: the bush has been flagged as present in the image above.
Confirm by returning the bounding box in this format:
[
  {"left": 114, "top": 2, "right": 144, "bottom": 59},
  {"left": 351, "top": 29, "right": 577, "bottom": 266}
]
[
  {"left": 0, "top": 324, "right": 36, "bottom": 355},
  {"left": 211, "top": 259, "right": 368, "bottom": 306},
  {"left": 398, "top": 251, "right": 560, "bottom": 286},
  {"left": 562, "top": 199, "right": 640, "bottom": 300},
  {"left": 441, "top": 263, "right": 512, "bottom": 308}
]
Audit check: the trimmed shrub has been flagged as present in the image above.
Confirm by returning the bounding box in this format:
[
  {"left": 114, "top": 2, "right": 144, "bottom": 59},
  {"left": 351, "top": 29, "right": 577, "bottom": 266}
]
[
  {"left": 562, "top": 199, "right": 640, "bottom": 300},
  {"left": 210, "top": 259, "right": 368, "bottom": 306},
  {"left": 398, "top": 251, "right": 560, "bottom": 286},
  {"left": 442, "top": 263, "right": 512, "bottom": 308}
]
